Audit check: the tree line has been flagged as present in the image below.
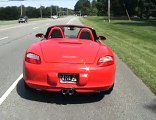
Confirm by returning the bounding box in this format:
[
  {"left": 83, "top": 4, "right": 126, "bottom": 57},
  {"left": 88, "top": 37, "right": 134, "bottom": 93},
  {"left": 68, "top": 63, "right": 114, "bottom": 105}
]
[
  {"left": 74, "top": 0, "right": 156, "bottom": 19},
  {"left": 0, "top": 5, "right": 72, "bottom": 20}
]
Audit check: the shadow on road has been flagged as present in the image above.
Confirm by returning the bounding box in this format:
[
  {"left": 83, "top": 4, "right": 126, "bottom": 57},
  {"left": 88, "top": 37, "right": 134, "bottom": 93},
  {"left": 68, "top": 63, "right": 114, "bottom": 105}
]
[
  {"left": 144, "top": 99, "right": 156, "bottom": 114},
  {"left": 16, "top": 79, "right": 105, "bottom": 105}
]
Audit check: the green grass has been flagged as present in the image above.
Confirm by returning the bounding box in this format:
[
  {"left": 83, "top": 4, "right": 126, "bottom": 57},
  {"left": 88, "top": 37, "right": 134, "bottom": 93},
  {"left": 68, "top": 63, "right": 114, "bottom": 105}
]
[
  {"left": 0, "top": 18, "right": 49, "bottom": 26},
  {"left": 81, "top": 16, "right": 156, "bottom": 94}
]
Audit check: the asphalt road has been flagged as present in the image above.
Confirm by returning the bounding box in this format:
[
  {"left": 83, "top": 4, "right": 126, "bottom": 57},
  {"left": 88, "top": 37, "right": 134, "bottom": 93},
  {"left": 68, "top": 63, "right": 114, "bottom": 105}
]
[{"left": 0, "top": 16, "right": 155, "bottom": 120}]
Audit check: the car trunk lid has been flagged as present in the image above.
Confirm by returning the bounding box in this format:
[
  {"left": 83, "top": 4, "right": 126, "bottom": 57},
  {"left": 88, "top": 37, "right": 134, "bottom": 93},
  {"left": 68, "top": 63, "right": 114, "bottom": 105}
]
[{"left": 40, "top": 39, "right": 100, "bottom": 64}]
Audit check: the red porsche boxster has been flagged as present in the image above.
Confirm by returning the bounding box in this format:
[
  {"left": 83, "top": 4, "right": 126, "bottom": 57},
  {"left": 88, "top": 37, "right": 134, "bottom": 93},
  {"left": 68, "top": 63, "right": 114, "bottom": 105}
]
[{"left": 23, "top": 25, "right": 116, "bottom": 95}]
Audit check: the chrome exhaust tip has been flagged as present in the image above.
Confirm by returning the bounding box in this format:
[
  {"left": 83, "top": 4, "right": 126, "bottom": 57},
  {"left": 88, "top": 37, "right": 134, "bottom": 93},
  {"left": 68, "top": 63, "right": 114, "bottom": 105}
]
[
  {"left": 68, "top": 89, "right": 75, "bottom": 96},
  {"left": 62, "top": 89, "right": 68, "bottom": 95}
]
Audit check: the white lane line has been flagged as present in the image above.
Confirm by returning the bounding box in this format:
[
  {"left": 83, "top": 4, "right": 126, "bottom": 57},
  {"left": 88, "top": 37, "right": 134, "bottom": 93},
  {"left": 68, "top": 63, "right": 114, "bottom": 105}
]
[
  {"left": 0, "top": 25, "right": 26, "bottom": 31},
  {"left": 0, "top": 37, "right": 8, "bottom": 41},
  {"left": 0, "top": 23, "right": 36, "bottom": 31},
  {"left": 0, "top": 23, "right": 37, "bottom": 31},
  {"left": 67, "top": 17, "right": 77, "bottom": 24},
  {"left": 33, "top": 27, "right": 39, "bottom": 30},
  {"left": 0, "top": 26, "right": 19, "bottom": 31},
  {"left": 0, "top": 74, "right": 23, "bottom": 105}
]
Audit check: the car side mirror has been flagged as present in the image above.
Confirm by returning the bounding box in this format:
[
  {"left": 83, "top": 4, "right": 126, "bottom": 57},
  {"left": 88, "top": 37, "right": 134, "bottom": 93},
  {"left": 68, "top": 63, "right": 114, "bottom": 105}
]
[
  {"left": 99, "top": 36, "right": 106, "bottom": 41},
  {"left": 36, "top": 33, "right": 45, "bottom": 38}
]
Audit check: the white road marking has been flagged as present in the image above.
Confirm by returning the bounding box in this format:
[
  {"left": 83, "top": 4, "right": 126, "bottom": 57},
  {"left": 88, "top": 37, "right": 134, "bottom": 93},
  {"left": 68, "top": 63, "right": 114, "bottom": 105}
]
[
  {"left": 33, "top": 27, "right": 39, "bottom": 29},
  {"left": 0, "top": 23, "right": 36, "bottom": 31},
  {"left": 0, "top": 25, "right": 24, "bottom": 31},
  {"left": 0, "top": 74, "right": 23, "bottom": 105},
  {"left": 0, "top": 19, "right": 53, "bottom": 31},
  {"left": 67, "top": 17, "right": 77, "bottom": 24},
  {"left": 0, "top": 37, "right": 8, "bottom": 41}
]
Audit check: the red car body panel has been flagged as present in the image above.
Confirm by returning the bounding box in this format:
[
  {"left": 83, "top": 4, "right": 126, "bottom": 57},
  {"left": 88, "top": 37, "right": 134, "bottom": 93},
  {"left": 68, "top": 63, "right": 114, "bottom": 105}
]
[
  {"left": 40, "top": 39, "right": 100, "bottom": 63},
  {"left": 23, "top": 25, "right": 116, "bottom": 93}
]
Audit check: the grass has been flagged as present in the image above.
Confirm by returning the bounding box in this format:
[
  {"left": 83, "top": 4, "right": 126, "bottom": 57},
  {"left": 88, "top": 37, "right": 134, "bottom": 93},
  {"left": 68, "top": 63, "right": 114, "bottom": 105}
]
[
  {"left": 0, "top": 18, "right": 49, "bottom": 26},
  {"left": 81, "top": 16, "right": 156, "bottom": 94}
]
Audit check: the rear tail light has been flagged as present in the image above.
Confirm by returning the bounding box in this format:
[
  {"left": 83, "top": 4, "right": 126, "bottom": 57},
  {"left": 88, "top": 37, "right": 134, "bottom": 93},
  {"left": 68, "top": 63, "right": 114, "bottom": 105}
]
[
  {"left": 97, "top": 56, "right": 114, "bottom": 67},
  {"left": 25, "top": 53, "right": 41, "bottom": 64}
]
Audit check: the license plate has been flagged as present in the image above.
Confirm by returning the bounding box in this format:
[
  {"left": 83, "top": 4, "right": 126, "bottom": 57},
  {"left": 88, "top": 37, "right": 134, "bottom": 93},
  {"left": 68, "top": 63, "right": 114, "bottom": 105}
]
[{"left": 59, "top": 74, "right": 78, "bottom": 83}]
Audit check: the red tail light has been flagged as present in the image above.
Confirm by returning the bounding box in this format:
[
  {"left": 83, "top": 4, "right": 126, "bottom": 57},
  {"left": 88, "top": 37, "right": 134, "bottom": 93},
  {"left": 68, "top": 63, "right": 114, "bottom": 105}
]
[
  {"left": 97, "top": 56, "right": 114, "bottom": 67},
  {"left": 25, "top": 53, "right": 41, "bottom": 64}
]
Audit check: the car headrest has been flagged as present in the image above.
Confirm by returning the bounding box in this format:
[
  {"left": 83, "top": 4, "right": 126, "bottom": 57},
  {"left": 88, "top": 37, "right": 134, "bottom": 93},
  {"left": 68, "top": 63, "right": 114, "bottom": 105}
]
[
  {"left": 78, "top": 28, "right": 94, "bottom": 41},
  {"left": 48, "top": 27, "right": 65, "bottom": 39}
]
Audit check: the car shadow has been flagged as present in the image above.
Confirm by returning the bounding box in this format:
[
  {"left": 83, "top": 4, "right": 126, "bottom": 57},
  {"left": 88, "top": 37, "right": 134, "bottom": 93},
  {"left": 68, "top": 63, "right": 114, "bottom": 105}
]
[
  {"left": 144, "top": 99, "right": 156, "bottom": 114},
  {"left": 16, "top": 79, "right": 105, "bottom": 105}
]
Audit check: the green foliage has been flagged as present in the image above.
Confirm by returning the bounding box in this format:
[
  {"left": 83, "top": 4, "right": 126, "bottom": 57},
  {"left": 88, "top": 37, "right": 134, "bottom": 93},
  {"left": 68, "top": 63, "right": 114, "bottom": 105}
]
[
  {"left": 138, "top": 0, "right": 156, "bottom": 19},
  {"left": 0, "top": 6, "right": 72, "bottom": 20},
  {"left": 74, "top": 0, "right": 91, "bottom": 15},
  {"left": 96, "top": 0, "right": 107, "bottom": 16},
  {"left": 111, "top": 0, "right": 125, "bottom": 16},
  {"left": 74, "top": 0, "right": 156, "bottom": 19},
  {"left": 0, "top": 6, "right": 20, "bottom": 20},
  {"left": 89, "top": 0, "right": 98, "bottom": 16},
  {"left": 25, "top": 7, "right": 40, "bottom": 18},
  {"left": 89, "top": 7, "right": 98, "bottom": 16},
  {"left": 124, "top": 0, "right": 138, "bottom": 16}
]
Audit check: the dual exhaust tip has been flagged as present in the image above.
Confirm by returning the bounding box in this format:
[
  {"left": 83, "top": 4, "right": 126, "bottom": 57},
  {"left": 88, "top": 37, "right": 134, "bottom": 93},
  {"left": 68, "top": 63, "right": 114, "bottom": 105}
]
[{"left": 61, "top": 88, "right": 75, "bottom": 95}]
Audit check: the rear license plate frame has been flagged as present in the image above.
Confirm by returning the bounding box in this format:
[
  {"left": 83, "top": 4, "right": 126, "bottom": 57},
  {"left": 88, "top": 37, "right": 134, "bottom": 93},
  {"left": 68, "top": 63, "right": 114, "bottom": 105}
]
[{"left": 59, "top": 74, "right": 79, "bottom": 84}]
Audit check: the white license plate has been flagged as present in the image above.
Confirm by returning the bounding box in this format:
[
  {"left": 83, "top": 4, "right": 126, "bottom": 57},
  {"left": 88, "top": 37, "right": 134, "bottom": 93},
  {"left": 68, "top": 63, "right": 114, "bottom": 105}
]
[{"left": 59, "top": 74, "right": 78, "bottom": 83}]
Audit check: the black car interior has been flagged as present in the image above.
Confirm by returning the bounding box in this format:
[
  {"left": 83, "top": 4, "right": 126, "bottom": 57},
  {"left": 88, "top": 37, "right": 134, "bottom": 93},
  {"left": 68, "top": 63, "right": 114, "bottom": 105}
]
[{"left": 45, "top": 25, "right": 98, "bottom": 42}]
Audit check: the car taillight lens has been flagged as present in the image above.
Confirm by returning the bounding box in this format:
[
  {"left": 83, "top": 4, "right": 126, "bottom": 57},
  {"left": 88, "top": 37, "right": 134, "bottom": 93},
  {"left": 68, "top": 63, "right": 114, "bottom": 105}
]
[
  {"left": 25, "top": 53, "right": 41, "bottom": 64},
  {"left": 97, "top": 56, "right": 114, "bottom": 67}
]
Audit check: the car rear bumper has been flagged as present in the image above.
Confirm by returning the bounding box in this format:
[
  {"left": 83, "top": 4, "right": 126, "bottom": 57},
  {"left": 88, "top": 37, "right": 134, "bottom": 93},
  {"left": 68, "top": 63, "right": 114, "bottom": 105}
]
[{"left": 23, "top": 62, "right": 116, "bottom": 93}]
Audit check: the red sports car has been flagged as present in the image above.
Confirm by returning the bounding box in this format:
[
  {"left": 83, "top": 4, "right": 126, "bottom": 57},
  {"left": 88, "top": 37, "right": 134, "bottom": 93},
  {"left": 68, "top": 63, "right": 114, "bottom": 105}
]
[{"left": 23, "top": 25, "right": 116, "bottom": 95}]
